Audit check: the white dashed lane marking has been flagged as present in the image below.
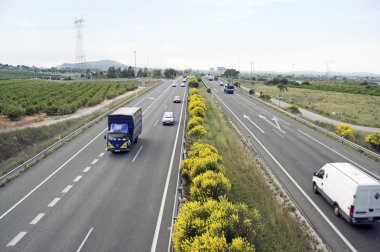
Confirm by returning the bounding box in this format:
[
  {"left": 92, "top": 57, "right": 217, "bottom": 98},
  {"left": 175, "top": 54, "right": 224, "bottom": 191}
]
[
  {"left": 48, "top": 198, "right": 60, "bottom": 207},
  {"left": 7, "top": 232, "right": 27, "bottom": 247},
  {"left": 98, "top": 152, "right": 105, "bottom": 157},
  {"left": 73, "top": 175, "right": 82, "bottom": 182},
  {"left": 62, "top": 185, "right": 73, "bottom": 194},
  {"left": 29, "top": 213, "right": 45, "bottom": 225},
  {"left": 83, "top": 166, "right": 91, "bottom": 173},
  {"left": 91, "top": 159, "right": 98, "bottom": 165}
]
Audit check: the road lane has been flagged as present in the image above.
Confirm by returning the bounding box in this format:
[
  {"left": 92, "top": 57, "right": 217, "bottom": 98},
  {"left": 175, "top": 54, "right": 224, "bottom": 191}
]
[
  {"left": 0, "top": 79, "right": 187, "bottom": 251},
  {"left": 205, "top": 78, "right": 380, "bottom": 252}
]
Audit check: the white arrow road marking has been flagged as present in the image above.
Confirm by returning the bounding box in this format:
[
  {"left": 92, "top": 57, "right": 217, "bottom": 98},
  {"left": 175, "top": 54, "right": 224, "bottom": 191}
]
[
  {"left": 272, "top": 129, "right": 284, "bottom": 138},
  {"left": 272, "top": 117, "right": 281, "bottom": 130},
  {"left": 243, "top": 114, "right": 265, "bottom": 134},
  {"left": 256, "top": 106, "right": 290, "bottom": 125},
  {"left": 259, "top": 114, "right": 286, "bottom": 134},
  {"left": 214, "top": 88, "right": 219, "bottom": 93}
]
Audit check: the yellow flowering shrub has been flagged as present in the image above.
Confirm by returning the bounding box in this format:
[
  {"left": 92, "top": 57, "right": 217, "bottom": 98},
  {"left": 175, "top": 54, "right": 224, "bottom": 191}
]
[
  {"left": 188, "top": 124, "right": 207, "bottom": 138},
  {"left": 336, "top": 123, "right": 355, "bottom": 140},
  {"left": 187, "top": 116, "right": 204, "bottom": 130},
  {"left": 365, "top": 131, "right": 380, "bottom": 149},
  {"left": 187, "top": 142, "right": 219, "bottom": 159},
  {"left": 189, "top": 106, "right": 206, "bottom": 118},
  {"left": 180, "top": 153, "right": 224, "bottom": 180},
  {"left": 190, "top": 171, "right": 231, "bottom": 202},
  {"left": 189, "top": 88, "right": 199, "bottom": 95},
  {"left": 173, "top": 198, "right": 261, "bottom": 252},
  {"left": 189, "top": 99, "right": 206, "bottom": 111}
]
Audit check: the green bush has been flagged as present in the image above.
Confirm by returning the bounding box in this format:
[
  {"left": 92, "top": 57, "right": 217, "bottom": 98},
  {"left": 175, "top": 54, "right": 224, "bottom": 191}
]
[
  {"left": 259, "top": 94, "right": 271, "bottom": 100},
  {"left": 286, "top": 105, "right": 300, "bottom": 114},
  {"left": 249, "top": 89, "right": 255, "bottom": 95},
  {"left": 173, "top": 198, "right": 262, "bottom": 252},
  {"left": 190, "top": 171, "right": 231, "bottom": 202},
  {"left": 4, "top": 105, "right": 26, "bottom": 120}
]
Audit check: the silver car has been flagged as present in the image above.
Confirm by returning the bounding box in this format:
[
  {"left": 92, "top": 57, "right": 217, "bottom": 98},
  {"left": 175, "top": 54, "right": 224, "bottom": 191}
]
[{"left": 162, "top": 111, "right": 175, "bottom": 125}]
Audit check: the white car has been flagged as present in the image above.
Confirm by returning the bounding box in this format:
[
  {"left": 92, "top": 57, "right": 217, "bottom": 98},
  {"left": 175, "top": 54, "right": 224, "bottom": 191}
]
[
  {"left": 180, "top": 82, "right": 186, "bottom": 87},
  {"left": 173, "top": 96, "right": 182, "bottom": 103},
  {"left": 172, "top": 82, "right": 177, "bottom": 87},
  {"left": 162, "top": 111, "right": 175, "bottom": 125}
]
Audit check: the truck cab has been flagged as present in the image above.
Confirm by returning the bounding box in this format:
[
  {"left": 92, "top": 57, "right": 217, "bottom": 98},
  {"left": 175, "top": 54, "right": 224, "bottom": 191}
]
[
  {"left": 224, "top": 84, "right": 235, "bottom": 94},
  {"left": 105, "top": 123, "right": 131, "bottom": 152}
]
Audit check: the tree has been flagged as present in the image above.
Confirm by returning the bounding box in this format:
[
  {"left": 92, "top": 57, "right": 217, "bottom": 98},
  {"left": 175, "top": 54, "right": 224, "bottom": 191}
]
[
  {"left": 121, "top": 67, "right": 128, "bottom": 78},
  {"left": 136, "top": 69, "right": 143, "bottom": 77},
  {"left": 142, "top": 67, "right": 149, "bottom": 77},
  {"left": 188, "top": 76, "right": 199, "bottom": 87},
  {"left": 223, "top": 69, "right": 239, "bottom": 79},
  {"left": 336, "top": 124, "right": 355, "bottom": 140},
  {"left": 164, "top": 68, "right": 177, "bottom": 79},
  {"left": 107, "top": 67, "right": 116, "bottom": 78},
  {"left": 127, "top": 66, "right": 135, "bottom": 78},
  {"left": 152, "top": 69, "right": 162, "bottom": 78},
  {"left": 365, "top": 131, "right": 380, "bottom": 149},
  {"left": 277, "top": 83, "right": 288, "bottom": 93}
]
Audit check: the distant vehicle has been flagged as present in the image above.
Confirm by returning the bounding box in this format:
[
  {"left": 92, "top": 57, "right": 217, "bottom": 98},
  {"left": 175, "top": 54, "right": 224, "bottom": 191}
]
[
  {"left": 173, "top": 96, "right": 181, "bottom": 103},
  {"left": 182, "top": 78, "right": 187, "bottom": 83},
  {"left": 208, "top": 76, "right": 214, "bottom": 81},
  {"left": 224, "top": 84, "right": 234, "bottom": 94},
  {"left": 214, "top": 77, "right": 218, "bottom": 81},
  {"left": 180, "top": 82, "right": 186, "bottom": 87},
  {"left": 313, "top": 163, "right": 380, "bottom": 224},
  {"left": 105, "top": 107, "right": 142, "bottom": 152},
  {"left": 219, "top": 81, "right": 224, "bottom": 86},
  {"left": 172, "top": 82, "right": 177, "bottom": 87},
  {"left": 162, "top": 111, "right": 175, "bottom": 125}
]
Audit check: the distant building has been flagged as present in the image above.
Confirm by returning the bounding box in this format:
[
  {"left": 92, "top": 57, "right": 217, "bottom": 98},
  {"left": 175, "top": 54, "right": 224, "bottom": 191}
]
[{"left": 217, "top": 67, "right": 226, "bottom": 75}]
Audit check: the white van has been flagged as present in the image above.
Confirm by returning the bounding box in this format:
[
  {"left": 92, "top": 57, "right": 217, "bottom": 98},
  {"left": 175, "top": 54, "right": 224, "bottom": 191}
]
[{"left": 312, "top": 163, "right": 380, "bottom": 224}]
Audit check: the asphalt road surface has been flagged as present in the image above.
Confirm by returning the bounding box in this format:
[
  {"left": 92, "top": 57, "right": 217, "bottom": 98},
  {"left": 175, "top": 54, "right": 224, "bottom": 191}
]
[
  {"left": 0, "top": 79, "right": 186, "bottom": 252},
  {"left": 205, "top": 78, "right": 380, "bottom": 252}
]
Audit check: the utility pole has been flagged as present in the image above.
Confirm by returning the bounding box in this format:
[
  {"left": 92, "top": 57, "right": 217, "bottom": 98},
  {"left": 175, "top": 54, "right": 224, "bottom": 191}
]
[
  {"left": 134, "top": 51, "right": 137, "bottom": 77},
  {"left": 250, "top": 61, "right": 253, "bottom": 78},
  {"left": 74, "top": 16, "right": 86, "bottom": 73},
  {"left": 292, "top": 63, "right": 295, "bottom": 81}
]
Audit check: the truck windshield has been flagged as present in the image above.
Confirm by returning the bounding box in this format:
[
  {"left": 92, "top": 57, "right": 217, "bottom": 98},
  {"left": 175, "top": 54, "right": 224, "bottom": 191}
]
[{"left": 108, "top": 133, "right": 126, "bottom": 141}]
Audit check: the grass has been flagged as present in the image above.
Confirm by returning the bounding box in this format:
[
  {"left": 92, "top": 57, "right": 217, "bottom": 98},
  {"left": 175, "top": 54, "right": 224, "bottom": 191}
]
[
  {"left": 197, "top": 86, "right": 319, "bottom": 251},
  {"left": 241, "top": 82, "right": 380, "bottom": 128},
  {"left": 0, "top": 80, "right": 160, "bottom": 184}
]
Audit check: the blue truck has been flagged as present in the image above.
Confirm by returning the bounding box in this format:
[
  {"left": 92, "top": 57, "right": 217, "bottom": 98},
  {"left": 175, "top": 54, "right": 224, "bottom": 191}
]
[
  {"left": 104, "top": 107, "right": 142, "bottom": 152},
  {"left": 224, "top": 84, "right": 235, "bottom": 94}
]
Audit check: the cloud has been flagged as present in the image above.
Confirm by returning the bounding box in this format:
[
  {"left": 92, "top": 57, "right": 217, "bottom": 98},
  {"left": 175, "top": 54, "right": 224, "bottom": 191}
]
[{"left": 353, "top": 9, "right": 380, "bottom": 20}]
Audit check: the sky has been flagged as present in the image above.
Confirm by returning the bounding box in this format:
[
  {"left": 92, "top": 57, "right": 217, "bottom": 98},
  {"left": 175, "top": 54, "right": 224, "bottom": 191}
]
[{"left": 0, "top": 0, "right": 379, "bottom": 73}]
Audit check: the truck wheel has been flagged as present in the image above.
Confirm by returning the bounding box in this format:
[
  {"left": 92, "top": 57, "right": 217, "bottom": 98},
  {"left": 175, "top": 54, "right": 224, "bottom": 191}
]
[
  {"left": 334, "top": 204, "right": 340, "bottom": 217},
  {"left": 312, "top": 183, "right": 319, "bottom": 194},
  {"left": 134, "top": 136, "right": 138, "bottom": 143}
]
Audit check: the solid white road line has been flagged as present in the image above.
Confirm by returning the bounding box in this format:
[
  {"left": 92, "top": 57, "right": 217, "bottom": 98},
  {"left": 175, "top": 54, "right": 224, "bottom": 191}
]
[
  {"left": 154, "top": 119, "right": 159, "bottom": 127},
  {"left": 151, "top": 88, "right": 186, "bottom": 252},
  {"left": 272, "top": 129, "right": 284, "bottom": 138},
  {"left": 132, "top": 146, "right": 143, "bottom": 163},
  {"left": 73, "top": 175, "right": 82, "bottom": 182},
  {"left": 298, "top": 130, "right": 380, "bottom": 181},
  {"left": 0, "top": 129, "right": 107, "bottom": 221},
  {"left": 48, "top": 198, "right": 61, "bottom": 207},
  {"left": 98, "top": 152, "right": 105, "bottom": 157},
  {"left": 91, "top": 159, "right": 98, "bottom": 165},
  {"left": 212, "top": 92, "right": 357, "bottom": 252},
  {"left": 243, "top": 114, "right": 265, "bottom": 134},
  {"left": 76, "top": 227, "right": 94, "bottom": 252},
  {"left": 29, "top": 213, "right": 45, "bottom": 225},
  {"left": 164, "top": 105, "right": 167, "bottom": 110},
  {"left": 83, "top": 166, "right": 91, "bottom": 173},
  {"left": 62, "top": 185, "right": 73, "bottom": 194},
  {"left": 7, "top": 232, "right": 27, "bottom": 247}
]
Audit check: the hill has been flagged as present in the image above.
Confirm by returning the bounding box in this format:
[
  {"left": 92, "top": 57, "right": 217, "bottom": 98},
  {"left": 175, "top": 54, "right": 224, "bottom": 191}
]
[{"left": 57, "top": 60, "right": 127, "bottom": 70}]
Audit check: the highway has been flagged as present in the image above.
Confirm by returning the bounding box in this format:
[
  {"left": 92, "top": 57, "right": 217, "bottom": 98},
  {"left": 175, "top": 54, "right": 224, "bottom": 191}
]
[
  {"left": 204, "top": 78, "right": 380, "bottom": 252},
  {"left": 0, "top": 79, "right": 186, "bottom": 251}
]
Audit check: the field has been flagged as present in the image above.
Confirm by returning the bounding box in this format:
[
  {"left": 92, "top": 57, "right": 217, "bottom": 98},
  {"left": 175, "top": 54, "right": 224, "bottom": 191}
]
[
  {"left": 242, "top": 82, "right": 380, "bottom": 128},
  {"left": 0, "top": 80, "right": 138, "bottom": 119},
  {"left": 198, "top": 86, "right": 317, "bottom": 251}
]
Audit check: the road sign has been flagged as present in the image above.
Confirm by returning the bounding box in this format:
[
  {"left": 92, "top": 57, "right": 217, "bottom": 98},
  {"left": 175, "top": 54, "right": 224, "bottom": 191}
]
[{"left": 278, "top": 94, "right": 282, "bottom": 100}]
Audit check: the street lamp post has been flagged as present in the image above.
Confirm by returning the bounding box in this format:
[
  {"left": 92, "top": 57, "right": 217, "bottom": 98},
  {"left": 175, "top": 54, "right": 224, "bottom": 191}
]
[{"left": 134, "top": 51, "right": 136, "bottom": 77}]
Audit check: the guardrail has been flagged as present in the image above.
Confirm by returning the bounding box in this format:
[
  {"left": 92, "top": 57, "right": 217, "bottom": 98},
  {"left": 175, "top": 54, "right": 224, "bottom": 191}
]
[
  {"left": 203, "top": 78, "right": 380, "bottom": 160},
  {"left": 0, "top": 82, "right": 161, "bottom": 183}
]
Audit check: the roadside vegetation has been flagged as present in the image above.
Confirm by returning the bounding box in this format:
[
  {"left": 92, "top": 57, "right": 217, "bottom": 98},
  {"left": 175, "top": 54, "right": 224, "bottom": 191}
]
[
  {"left": 240, "top": 82, "right": 380, "bottom": 128},
  {"left": 173, "top": 81, "right": 318, "bottom": 251},
  {"left": 0, "top": 80, "right": 138, "bottom": 120}
]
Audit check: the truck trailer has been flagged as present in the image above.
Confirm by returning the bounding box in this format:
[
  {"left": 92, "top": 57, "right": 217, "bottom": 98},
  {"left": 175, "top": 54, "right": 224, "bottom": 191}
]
[
  {"left": 312, "top": 162, "right": 380, "bottom": 224},
  {"left": 104, "top": 107, "right": 142, "bottom": 152}
]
